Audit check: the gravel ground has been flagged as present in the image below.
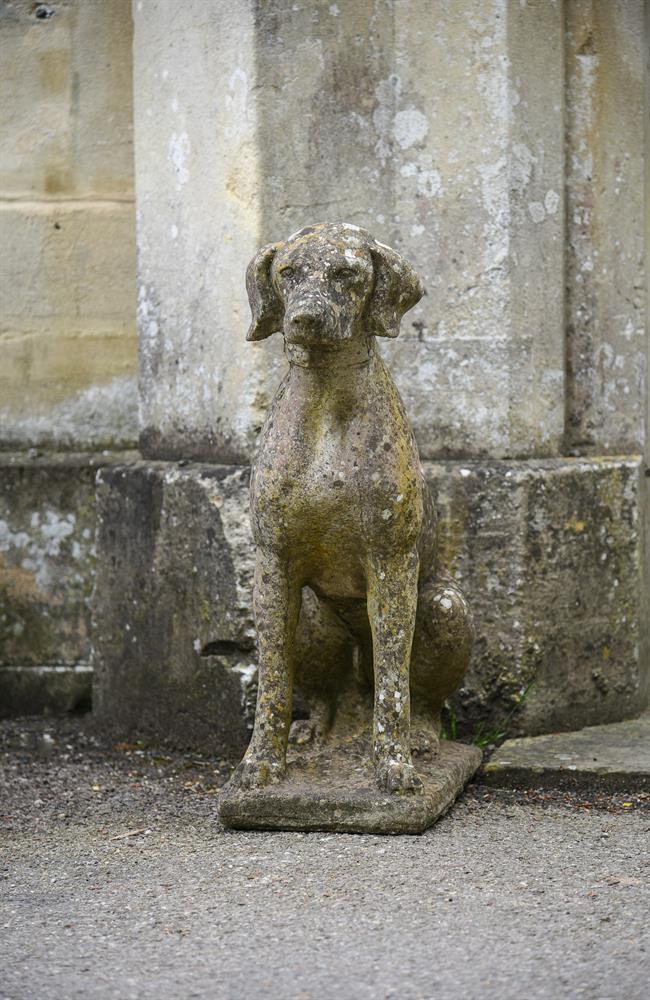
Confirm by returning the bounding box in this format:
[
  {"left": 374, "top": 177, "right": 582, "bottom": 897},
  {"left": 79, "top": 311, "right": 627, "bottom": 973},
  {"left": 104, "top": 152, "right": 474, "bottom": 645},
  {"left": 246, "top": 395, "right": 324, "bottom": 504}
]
[{"left": 1, "top": 716, "right": 649, "bottom": 1000}]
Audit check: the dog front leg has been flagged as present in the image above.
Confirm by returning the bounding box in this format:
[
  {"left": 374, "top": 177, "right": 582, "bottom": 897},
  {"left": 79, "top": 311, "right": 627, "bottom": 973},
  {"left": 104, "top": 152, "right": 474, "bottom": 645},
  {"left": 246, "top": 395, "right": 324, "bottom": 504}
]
[
  {"left": 235, "top": 548, "right": 301, "bottom": 789},
  {"left": 367, "top": 549, "right": 423, "bottom": 794}
]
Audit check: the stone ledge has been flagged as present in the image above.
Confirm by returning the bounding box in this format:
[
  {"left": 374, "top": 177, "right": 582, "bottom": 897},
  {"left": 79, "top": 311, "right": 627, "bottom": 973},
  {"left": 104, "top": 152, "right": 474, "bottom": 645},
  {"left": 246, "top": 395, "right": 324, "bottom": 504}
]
[
  {"left": 0, "top": 450, "right": 139, "bottom": 469},
  {"left": 0, "top": 665, "right": 92, "bottom": 718},
  {"left": 483, "top": 714, "right": 650, "bottom": 792}
]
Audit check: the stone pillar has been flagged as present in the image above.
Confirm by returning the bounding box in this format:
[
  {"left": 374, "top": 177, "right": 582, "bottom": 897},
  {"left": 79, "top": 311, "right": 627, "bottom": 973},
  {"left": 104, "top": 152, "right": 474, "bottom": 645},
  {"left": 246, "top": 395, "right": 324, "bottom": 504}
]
[
  {"left": 135, "top": 0, "right": 565, "bottom": 463},
  {"left": 565, "top": 0, "right": 647, "bottom": 454},
  {"left": 0, "top": 0, "right": 137, "bottom": 713},
  {"left": 564, "top": 0, "right": 649, "bottom": 707},
  {"left": 93, "top": 0, "right": 648, "bottom": 748}
]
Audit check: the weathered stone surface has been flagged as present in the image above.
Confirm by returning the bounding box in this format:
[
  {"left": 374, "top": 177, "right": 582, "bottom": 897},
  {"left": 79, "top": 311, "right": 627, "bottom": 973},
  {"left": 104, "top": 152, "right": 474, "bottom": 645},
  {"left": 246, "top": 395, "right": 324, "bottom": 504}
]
[
  {"left": 221, "top": 739, "right": 482, "bottom": 835},
  {"left": 1, "top": 454, "right": 97, "bottom": 669},
  {"left": 0, "top": 453, "right": 127, "bottom": 715},
  {"left": 0, "top": 0, "right": 134, "bottom": 198},
  {"left": 234, "top": 223, "right": 473, "bottom": 800},
  {"left": 0, "top": 665, "right": 92, "bottom": 717},
  {"left": 133, "top": 0, "right": 565, "bottom": 464},
  {"left": 483, "top": 714, "right": 650, "bottom": 792},
  {"left": 0, "top": 0, "right": 137, "bottom": 450},
  {"left": 565, "top": 0, "right": 647, "bottom": 454},
  {"left": 92, "top": 463, "right": 255, "bottom": 756},
  {"left": 0, "top": 204, "right": 138, "bottom": 449},
  {"left": 433, "top": 457, "right": 647, "bottom": 736},
  {"left": 92, "top": 456, "right": 646, "bottom": 752},
  {"left": 133, "top": 0, "right": 265, "bottom": 466}
]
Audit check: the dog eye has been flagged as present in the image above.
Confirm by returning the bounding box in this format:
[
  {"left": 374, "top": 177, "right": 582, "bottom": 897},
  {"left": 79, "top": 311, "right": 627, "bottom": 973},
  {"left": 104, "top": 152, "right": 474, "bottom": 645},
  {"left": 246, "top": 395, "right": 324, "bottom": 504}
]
[
  {"left": 278, "top": 266, "right": 296, "bottom": 280},
  {"left": 332, "top": 267, "right": 356, "bottom": 280}
]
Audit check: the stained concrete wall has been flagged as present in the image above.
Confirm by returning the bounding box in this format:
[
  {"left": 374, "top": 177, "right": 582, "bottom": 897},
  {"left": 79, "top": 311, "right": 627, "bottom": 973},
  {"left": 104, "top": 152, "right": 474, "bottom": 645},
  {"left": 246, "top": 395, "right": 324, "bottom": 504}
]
[
  {"left": 565, "top": 0, "right": 647, "bottom": 454},
  {"left": 134, "top": 0, "right": 648, "bottom": 467},
  {"left": 2, "top": 0, "right": 647, "bottom": 737},
  {"left": 113, "top": 0, "right": 647, "bottom": 745},
  {"left": 0, "top": 0, "right": 138, "bottom": 449},
  {"left": 135, "top": 0, "right": 566, "bottom": 464}
]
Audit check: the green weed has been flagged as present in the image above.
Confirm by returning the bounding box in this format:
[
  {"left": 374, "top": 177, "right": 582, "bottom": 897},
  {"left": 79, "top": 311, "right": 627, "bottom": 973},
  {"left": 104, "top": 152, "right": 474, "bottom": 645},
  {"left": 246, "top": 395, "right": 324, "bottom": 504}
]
[{"left": 441, "top": 681, "right": 535, "bottom": 747}]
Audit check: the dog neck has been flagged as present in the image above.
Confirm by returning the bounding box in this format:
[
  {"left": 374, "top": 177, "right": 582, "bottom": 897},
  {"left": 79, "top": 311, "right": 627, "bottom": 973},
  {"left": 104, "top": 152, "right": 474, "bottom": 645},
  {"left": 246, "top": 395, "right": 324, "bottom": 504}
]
[{"left": 285, "top": 337, "right": 375, "bottom": 371}]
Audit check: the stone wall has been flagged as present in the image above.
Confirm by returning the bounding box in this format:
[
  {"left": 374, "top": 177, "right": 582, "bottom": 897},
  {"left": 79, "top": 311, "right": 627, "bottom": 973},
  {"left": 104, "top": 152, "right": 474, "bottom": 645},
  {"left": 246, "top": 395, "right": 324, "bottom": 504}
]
[
  {"left": 1, "top": 0, "right": 647, "bottom": 741},
  {"left": 135, "top": 0, "right": 567, "bottom": 464},
  {"left": 0, "top": 0, "right": 137, "bottom": 711},
  {"left": 0, "top": 453, "right": 132, "bottom": 715},
  {"left": 0, "top": 0, "right": 137, "bottom": 450},
  {"left": 102, "top": 0, "right": 646, "bottom": 748},
  {"left": 565, "top": 0, "right": 647, "bottom": 454},
  {"left": 93, "top": 457, "right": 646, "bottom": 750}
]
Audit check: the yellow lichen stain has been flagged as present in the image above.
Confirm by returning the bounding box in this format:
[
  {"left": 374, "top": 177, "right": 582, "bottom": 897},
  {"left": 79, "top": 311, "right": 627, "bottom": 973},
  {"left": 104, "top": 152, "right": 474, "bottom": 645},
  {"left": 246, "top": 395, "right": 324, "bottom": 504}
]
[
  {"left": 44, "top": 169, "right": 73, "bottom": 195},
  {"left": 225, "top": 142, "right": 258, "bottom": 211},
  {"left": 0, "top": 556, "right": 40, "bottom": 600},
  {"left": 436, "top": 512, "right": 464, "bottom": 571},
  {"left": 37, "top": 49, "right": 71, "bottom": 96},
  {"left": 564, "top": 516, "right": 586, "bottom": 533},
  {"left": 0, "top": 329, "right": 137, "bottom": 412},
  {"left": 602, "top": 645, "right": 610, "bottom": 660}
]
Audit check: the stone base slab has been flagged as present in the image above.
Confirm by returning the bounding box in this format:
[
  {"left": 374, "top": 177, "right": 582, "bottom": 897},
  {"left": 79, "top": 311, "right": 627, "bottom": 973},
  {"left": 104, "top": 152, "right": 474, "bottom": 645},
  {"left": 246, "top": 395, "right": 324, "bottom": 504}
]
[
  {"left": 483, "top": 714, "right": 650, "bottom": 792},
  {"left": 220, "top": 739, "right": 482, "bottom": 835}
]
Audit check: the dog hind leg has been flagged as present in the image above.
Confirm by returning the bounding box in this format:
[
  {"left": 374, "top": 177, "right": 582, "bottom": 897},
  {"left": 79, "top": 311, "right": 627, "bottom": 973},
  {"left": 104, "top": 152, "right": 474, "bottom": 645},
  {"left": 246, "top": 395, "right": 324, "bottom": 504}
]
[
  {"left": 409, "top": 574, "right": 474, "bottom": 733},
  {"left": 289, "top": 587, "right": 355, "bottom": 744}
]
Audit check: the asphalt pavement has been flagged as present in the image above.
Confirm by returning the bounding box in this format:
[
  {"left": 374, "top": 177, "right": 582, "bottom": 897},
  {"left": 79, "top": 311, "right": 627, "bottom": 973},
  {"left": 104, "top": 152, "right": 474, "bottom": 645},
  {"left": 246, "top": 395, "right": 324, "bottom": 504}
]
[{"left": 1, "top": 716, "right": 648, "bottom": 1000}]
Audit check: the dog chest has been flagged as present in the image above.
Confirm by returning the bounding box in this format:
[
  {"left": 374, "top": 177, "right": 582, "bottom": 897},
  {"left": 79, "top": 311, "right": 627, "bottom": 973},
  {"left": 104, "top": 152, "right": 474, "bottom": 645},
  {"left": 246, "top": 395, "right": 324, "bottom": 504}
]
[
  {"left": 251, "top": 359, "right": 424, "bottom": 554},
  {"left": 251, "top": 445, "right": 422, "bottom": 557}
]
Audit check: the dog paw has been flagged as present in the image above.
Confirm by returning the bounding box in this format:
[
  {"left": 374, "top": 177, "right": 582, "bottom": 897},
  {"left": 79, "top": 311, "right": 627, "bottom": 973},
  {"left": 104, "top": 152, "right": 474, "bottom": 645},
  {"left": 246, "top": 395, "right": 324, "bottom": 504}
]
[
  {"left": 231, "top": 754, "right": 285, "bottom": 790},
  {"left": 411, "top": 727, "right": 440, "bottom": 756},
  {"left": 375, "top": 758, "right": 424, "bottom": 795}
]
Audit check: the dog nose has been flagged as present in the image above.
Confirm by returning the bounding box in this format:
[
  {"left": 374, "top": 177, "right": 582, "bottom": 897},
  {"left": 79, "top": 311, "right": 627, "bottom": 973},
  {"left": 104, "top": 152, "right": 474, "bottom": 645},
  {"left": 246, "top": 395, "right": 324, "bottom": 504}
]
[
  {"left": 285, "top": 294, "right": 336, "bottom": 343},
  {"left": 290, "top": 310, "right": 319, "bottom": 328},
  {"left": 289, "top": 298, "right": 326, "bottom": 327}
]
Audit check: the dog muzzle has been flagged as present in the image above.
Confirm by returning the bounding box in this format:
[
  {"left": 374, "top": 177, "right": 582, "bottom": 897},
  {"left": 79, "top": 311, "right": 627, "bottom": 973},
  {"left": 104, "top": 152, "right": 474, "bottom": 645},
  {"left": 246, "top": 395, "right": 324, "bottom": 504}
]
[{"left": 283, "top": 294, "right": 341, "bottom": 346}]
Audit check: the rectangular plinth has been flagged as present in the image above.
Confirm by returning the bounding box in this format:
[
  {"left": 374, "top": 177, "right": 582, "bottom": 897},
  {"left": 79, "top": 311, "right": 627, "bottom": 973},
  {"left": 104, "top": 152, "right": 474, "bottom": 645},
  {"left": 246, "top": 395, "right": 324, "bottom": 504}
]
[
  {"left": 92, "top": 457, "right": 646, "bottom": 751},
  {"left": 219, "top": 741, "right": 482, "bottom": 835}
]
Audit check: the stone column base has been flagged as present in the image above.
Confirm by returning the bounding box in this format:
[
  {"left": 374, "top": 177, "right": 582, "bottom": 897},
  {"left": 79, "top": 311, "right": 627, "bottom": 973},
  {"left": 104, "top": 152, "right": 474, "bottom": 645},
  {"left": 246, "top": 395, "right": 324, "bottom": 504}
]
[
  {"left": 0, "top": 452, "right": 134, "bottom": 718},
  {"left": 92, "top": 457, "right": 647, "bottom": 754}
]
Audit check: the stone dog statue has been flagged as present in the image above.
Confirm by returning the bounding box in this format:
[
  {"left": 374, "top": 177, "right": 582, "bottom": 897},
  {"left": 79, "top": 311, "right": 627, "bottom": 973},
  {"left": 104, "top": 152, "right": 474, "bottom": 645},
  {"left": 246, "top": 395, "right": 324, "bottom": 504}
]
[{"left": 232, "top": 222, "right": 473, "bottom": 797}]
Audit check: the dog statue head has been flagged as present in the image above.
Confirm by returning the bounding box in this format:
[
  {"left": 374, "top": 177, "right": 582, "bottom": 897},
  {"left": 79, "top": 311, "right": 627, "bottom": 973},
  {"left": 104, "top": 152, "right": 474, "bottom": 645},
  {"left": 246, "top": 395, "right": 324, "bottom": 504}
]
[{"left": 246, "top": 222, "right": 423, "bottom": 349}]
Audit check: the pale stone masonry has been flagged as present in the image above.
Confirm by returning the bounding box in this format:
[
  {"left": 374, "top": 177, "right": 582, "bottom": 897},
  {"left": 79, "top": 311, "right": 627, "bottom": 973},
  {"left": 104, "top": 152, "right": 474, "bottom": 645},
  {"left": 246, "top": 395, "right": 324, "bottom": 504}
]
[
  {"left": 135, "top": 0, "right": 567, "bottom": 463},
  {"left": 1, "top": 1, "right": 648, "bottom": 742},
  {"left": 0, "top": 0, "right": 137, "bottom": 711},
  {"left": 565, "top": 0, "right": 648, "bottom": 454},
  {"left": 0, "top": 0, "right": 138, "bottom": 449},
  {"left": 0, "top": 452, "right": 135, "bottom": 715}
]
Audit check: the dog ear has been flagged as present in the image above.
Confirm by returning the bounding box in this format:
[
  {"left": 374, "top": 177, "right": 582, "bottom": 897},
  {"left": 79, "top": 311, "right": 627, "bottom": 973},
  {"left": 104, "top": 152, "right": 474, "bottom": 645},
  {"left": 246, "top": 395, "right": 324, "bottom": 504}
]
[
  {"left": 246, "top": 242, "right": 284, "bottom": 341},
  {"left": 366, "top": 242, "right": 424, "bottom": 338}
]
